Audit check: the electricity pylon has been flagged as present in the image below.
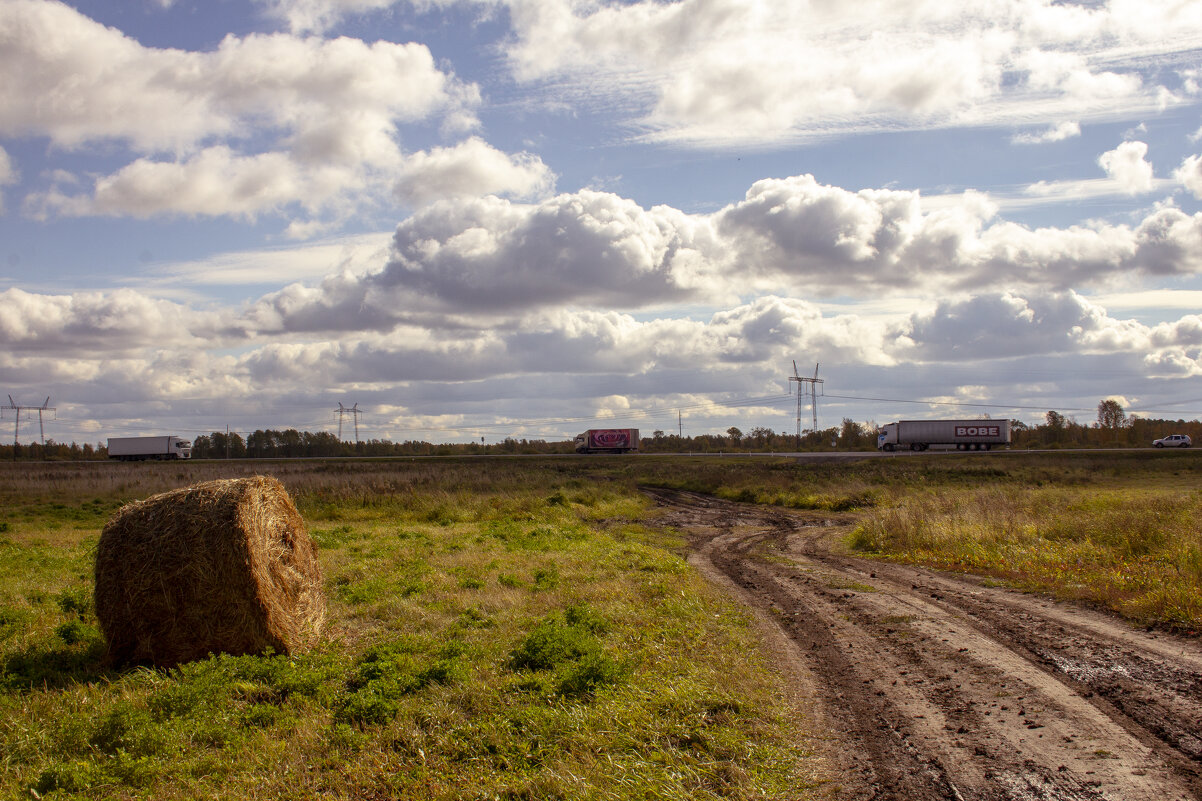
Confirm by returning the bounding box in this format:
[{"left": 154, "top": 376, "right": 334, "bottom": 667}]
[
  {"left": 2, "top": 396, "right": 55, "bottom": 446},
  {"left": 788, "top": 362, "right": 823, "bottom": 444},
  {"left": 335, "top": 403, "right": 362, "bottom": 443}
]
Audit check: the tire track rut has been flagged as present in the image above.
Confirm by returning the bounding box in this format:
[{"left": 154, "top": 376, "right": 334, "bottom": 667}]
[{"left": 645, "top": 487, "right": 1202, "bottom": 800}]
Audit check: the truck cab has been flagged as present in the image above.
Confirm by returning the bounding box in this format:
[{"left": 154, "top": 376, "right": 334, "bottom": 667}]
[{"left": 876, "top": 427, "right": 896, "bottom": 451}]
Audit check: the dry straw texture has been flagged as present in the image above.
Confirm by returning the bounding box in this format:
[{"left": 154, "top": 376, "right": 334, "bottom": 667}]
[{"left": 94, "top": 476, "right": 326, "bottom": 667}]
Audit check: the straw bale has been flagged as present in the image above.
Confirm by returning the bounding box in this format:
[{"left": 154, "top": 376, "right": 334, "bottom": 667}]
[{"left": 94, "top": 476, "right": 326, "bottom": 667}]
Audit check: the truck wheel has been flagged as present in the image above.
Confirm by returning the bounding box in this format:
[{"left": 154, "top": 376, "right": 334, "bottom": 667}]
[{"left": 883, "top": 444, "right": 894, "bottom": 452}]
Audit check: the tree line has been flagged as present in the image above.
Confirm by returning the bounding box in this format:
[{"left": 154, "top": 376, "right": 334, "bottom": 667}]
[{"left": 1, "top": 401, "right": 1197, "bottom": 460}]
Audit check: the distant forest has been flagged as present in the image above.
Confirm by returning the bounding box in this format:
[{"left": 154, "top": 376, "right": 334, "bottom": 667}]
[{"left": 2, "top": 401, "right": 1199, "bottom": 460}]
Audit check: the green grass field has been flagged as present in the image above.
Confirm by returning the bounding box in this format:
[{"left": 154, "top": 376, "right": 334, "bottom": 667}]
[
  {"left": 0, "top": 458, "right": 825, "bottom": 800},
  {"left": 1, "top": 451, "right": 1199, "bottom": 799}
]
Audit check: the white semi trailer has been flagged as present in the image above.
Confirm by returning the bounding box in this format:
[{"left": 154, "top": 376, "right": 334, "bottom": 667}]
[
  {"left": 877, "top": 420, "right": 1010, "bottom": 452},
  {"left": 107, "top": 436, "right": 193, "bottom": 461}
]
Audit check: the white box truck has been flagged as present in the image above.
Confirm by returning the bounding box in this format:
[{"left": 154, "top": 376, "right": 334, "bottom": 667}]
[
  {"left": 107, "top": 436, "right": 193, "bottom": 461},
  {"left": 877, "top": 420, "right": 1010, "bottom": 452}
]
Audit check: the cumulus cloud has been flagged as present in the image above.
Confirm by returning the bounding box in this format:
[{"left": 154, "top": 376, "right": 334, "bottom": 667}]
[
  {"left": 29, "top": 148, "right": 304, "bottom": 221},
  {"left": 233, "top": 190, "right": 719, "bottom": 334},
  {"left": 0, "top": 2, "right": 468, "bottom": 150},
  {"left": 235, "top": 295, "right": 896, "bottom": 388},
  {"left": 379, "top": 190, "right": 719, "bottom": 312},
  {"left": 900, "top": 291, "right": 1202, "bottom": 378},
  {"left": 7, "top": 278, "right": 1202, "bottom": 436},
  {"left": 1098, "top": 140, "right": 1155, "bottom": 193},
  {"left": 495, "top": 0, "right": 1195, "bottom": 146},
  {"left": 901, "top": 292, "right": 1096, "bottom": 360},
  {"left": 188, "top": 290, "right": 1202, "bottom": 392},
  {"left": 394, "top": 137, "right": 556, "bottom": 207},
  {"left": 1, "top": 0, "right": 481, "bottom": 227},
  {"left": 0, "top": 288, "right": 207, "bottom": 355},
  {"left": 225, "top": 174, "right": 1202, "bottom": 336},
  {"left": 717, "top": 175, "right": 1202, "bottom": 294},
  {"left": 1176, "top": 154, "right": 1202, "bottom": 198},
  {"left": 716, "top": 175, "right": 932, "bottom": 292}
]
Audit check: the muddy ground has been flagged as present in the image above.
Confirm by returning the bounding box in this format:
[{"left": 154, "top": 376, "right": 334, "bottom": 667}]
[{"left": 645, "top": 487, "right": 1202, "bottom": 801}]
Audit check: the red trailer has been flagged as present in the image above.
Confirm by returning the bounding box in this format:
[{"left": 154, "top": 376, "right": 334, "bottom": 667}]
[{"left": 574, "top": 428, "right": 640, "bottom": 454}]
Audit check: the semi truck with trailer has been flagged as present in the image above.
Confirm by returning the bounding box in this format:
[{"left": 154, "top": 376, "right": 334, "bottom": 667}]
[
  {"left": 876, "top": 420, "right": 1010, "bottom": 452},
  {"left": 107, "top": 435, "right": 193, "bottom": 461},
  {"left": 574, "top": 428, "right": 640, "bottom": 454}
]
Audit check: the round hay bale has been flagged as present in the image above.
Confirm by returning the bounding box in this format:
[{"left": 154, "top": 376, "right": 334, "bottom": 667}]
[{"left": 94, "top": 476, "right": 326, "bottom": 667}]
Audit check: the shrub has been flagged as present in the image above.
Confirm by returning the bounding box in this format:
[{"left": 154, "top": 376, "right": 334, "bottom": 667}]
[
  {"left": 509, "top": 618, "right": 598, "bottom": 671},
  {"left": 35, "top": 760, "right": 103, "bottom": 795},
  {"left": 556, "top": 652, "right": 626, "bottom": 697},
  {"left": 54, "top": 619, "right": 100, "bottom": 646},
  {"left": 333, "top": 638, "right": 465, "bottom": 727},
  {"left": 532, "top": 565, "right": 560, "bottom": 591},
  {"left": 89, "top": 704, "right": 166, "bottom": 757}
]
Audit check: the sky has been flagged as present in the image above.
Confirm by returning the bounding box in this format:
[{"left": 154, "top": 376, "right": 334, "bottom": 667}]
[{"left": 3, "top": 0, "right": 1202, "bottom": 446}]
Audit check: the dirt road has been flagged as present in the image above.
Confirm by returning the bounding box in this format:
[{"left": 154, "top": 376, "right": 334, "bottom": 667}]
[{"left": 645, "top": 487, "right": 1202, "bottom": 800}]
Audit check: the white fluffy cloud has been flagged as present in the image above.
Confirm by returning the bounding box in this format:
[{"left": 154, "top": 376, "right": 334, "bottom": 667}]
[
  {"left": 236, "top": 0, "right": 1202, "bottom": 151},
  {"left": 900, "top": 291, "right": 1202, "bottom": 378},
  {"left": 393, "top": 137, "right": 557, "bottom": 207},
  {"left": 901, "top": 292, "right": 1095, "bottom": 360},
  {"left": 378, "top": 190, "right": 719, "bottom": 311},
  {"left": 1098, "top": 140, "right": 1155, "bottom": 194},
  {"left": 0, "top": 2, "right": 468, "bottom": 151},
  {"left": 13, "top": 284, "right": 1193, "bottom": 395},
  {"left": 30, "top": 148, "right": 306, "bottom": 221},
  {"left": 2, "top": 0, "right": 484, "bottom": 227},
  {"left": 233, "top": 189, "right": 715, "bottom": 333},
  {"left": 496, "top": 0, "right": 1198, "bottom": 146},
  {"left": 0, "top": 288, "right": 207, "bottom": 354},
  {"left": 224, "top": 174, "right": 1202, "bottom": 336},
  {"left": 719, "top": 175, "right": 1202, "bottom": 294},
  {"left": 1176, "top": 154, "right": 1202, "bottom": 198},
  {"left": 232, "top": 295, "right": 900, "bottom": 390},
  {"left": 7, "top": 277, "right": 1202, "bottom": 437},
  {"left": 28, "top": 136, "right": 557, "bottom": 222}
]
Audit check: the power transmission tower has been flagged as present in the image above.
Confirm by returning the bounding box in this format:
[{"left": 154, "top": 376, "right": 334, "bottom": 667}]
[
  {"left": 335, "top": 403, "right": 362, "bottom": 443},
  {"left": 788, "top": 362, "right": 823, "bottom": 444},
  {"left": 2, "top": 396, "right": 56, "bottom": 446}
]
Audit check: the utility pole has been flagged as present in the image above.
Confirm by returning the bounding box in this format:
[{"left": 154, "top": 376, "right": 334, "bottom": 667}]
[
  {"left": 2, "top": 396, "right": 56, "bottom": 447},
  {"left": 335, "top": 403, "right": 362, "bottom": 443},
  {"left": 788, "top": 362, "right": 823, "bottom": 445},
  {"left": 678, "top": 409, "right": 683, "bottom": 438}
]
